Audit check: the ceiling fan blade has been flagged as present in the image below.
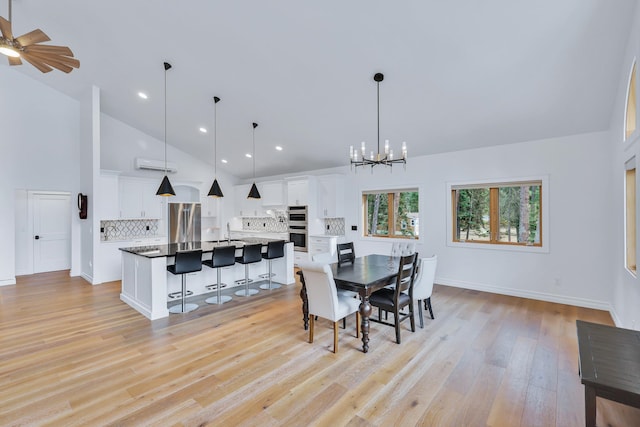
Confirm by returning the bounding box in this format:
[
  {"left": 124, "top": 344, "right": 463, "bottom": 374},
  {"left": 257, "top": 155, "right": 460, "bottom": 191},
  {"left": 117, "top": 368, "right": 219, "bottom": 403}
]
[
  {"left": 24, "top": 44, "right": 72, "bottom": 57},
  {"left": 0, "top": 16, "right": 13, "bottom": 40},
  {"left": 26, "top": 51, "right": 79, "bottom": 71},
  {"left": 8, "top": 55, "right": 21, "bottom": 66},
  {"left": 16, "top": 28, "right": 50, "bottom": 47},
  {"left": 19, "top": 53, "right": 53, "bottom": 73}
]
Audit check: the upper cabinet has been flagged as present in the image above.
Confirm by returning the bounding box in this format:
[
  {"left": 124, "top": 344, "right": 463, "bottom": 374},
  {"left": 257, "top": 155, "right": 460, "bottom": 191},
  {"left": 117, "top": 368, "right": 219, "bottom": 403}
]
[
  {"left": 287, "top": 179, "right": 309, "bottom": 206},
  {"left": 98, "top": 171, "right": 120, "bottom": 220},
  {"left": 119, "top": 177, "right": 165, "bottom": 219},
  {"left": 200, "top": 195, "right": 219, "bottom": 218},
  {"left": 260, "top": 181, "right": 285, "bottom": 206},
  {"left": 234, "top": 184, "right": 261, "bottom": 217},
  {"left": 317, "top": 174, "right": 345, "bottom": 218}
]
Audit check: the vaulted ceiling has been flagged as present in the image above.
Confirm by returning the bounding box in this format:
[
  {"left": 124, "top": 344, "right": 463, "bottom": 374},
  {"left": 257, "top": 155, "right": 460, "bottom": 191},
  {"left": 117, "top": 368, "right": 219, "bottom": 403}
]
[{"left": 3, "top": 0, "right": 637, "bottom": 179}]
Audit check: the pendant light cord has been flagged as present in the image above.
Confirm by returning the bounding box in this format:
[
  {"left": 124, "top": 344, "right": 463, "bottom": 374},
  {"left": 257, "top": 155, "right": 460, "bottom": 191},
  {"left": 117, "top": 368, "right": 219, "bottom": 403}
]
[
  {"left": 214, "top": 98, "right": 218, "bottom": 176},
  {"left": 377, "top": 78, "right": 380, "bottom": 155},
  {"left": 8, "top": 0, "right": 11, "bottom": 22},
  {"left": 164, "top": 65, "right": 167, "bottom": 174},
  {"left": 252, "top": 124, "right": 256, "bottom": 179}
]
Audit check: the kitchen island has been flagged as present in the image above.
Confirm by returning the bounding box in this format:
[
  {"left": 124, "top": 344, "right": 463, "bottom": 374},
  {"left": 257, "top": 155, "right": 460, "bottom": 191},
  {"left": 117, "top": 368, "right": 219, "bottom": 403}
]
[{"left": 119, "top": 239, "right": 294, "bottom": 320}]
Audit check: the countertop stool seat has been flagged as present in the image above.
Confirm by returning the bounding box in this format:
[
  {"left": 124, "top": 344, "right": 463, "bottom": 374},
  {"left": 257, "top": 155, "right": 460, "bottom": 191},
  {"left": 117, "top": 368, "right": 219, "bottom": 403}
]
[
  {"left": 259, "top": 240, "right": 285, "bottom": 290},
  {"left": 203, "top": 245, "right": 236, "bottom": 305},
  {"left": 234, "top": 243, "right": 263, "bottom": 297},
  {"left": 167, "top": 249, "right": 202, "bottom": 314}
]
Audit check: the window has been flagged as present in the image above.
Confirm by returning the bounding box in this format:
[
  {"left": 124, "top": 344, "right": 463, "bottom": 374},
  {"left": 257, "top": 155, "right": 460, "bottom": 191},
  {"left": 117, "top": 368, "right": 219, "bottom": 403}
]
[
  {"left": 626, "top": 159, "right": 636, "bottom": 274},
  {"left": 452, "top": 181, "right": 542, "bottom": 246},
  {"left": 362, "top": 189, "right": 419, "bottom": 239},
  {"left": 625, "top": 61, "right": 636, "bottom": 141}
]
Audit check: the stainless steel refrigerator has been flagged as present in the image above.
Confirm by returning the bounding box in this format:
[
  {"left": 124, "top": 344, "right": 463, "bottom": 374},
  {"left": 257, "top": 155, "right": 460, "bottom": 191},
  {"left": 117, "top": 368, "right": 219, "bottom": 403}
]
[{"left": 169, "top": 203, "right": 201, "bottom": 243}]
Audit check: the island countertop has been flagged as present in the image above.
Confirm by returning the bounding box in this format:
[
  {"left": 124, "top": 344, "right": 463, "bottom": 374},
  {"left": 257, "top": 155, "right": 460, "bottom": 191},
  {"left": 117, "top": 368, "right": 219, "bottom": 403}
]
[{"left": 119, "top": 238, "right": 289, "bottom": 258}]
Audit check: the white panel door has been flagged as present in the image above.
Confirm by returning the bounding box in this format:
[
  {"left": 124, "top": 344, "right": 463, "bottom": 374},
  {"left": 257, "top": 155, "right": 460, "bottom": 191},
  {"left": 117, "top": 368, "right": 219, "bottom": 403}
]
[{"left": 33, "top": 193, "right": 71, "bottom": 273}]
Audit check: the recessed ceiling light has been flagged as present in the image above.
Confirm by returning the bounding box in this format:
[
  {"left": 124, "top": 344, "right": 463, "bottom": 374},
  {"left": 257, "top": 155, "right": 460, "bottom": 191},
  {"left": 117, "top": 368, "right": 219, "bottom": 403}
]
[
  {"left": 138, "top": 92, "right": 148, "bottom": 99},
  {"left": 245, "top": 153, "right": 252, "bottom": 158},
  {"left": 199, "top": 127, "right": 207, "bottom": 133},
  {"left": 221, "top": 159, "right": 228, "bottom": 164},
  {"left": 275, "top": 146, "right": 283, "bottom": 151}
]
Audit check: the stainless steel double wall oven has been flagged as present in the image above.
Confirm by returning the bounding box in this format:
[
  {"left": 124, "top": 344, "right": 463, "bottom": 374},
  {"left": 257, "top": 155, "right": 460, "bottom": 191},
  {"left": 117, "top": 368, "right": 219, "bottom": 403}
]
[{"left": 288, "top": 206, "right": 307, "bottom": 251}]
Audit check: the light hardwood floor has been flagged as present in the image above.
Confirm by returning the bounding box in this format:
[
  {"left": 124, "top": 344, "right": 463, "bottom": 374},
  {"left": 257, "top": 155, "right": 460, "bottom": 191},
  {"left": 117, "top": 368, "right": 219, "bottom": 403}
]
[{"left": 1, "top": 270, "right": 639, "bottom": 426}]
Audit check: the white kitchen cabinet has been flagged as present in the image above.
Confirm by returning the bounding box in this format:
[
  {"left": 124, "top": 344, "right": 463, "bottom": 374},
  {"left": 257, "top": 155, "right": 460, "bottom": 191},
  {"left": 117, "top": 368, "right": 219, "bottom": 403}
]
[
  {"left": 200, "top": 194, "right": 219, "bottom": 218},
  {"left": 234, "top": 184, "right": 261, "bottom": 217},
  {"left": 119, "top": 177, "right": 165, "bottom": 219},
  {"left": 95, "top": 236, "right": 167, "bottom": 284},
  {"left": 308, "top": 235, "right": 338, "bottom": 262},
  {"left": 317, "top": 174, "right": 345, "bottom": 218},
  {"left": 287, "top": 179, "right": 308, "bottom": 206},
  {"left": 98, "top": 171, "right": 120, "bottom": 220},
  {"left": 293, "top": 251, "right": 309, "bottom": 266},
  {"left": 260, "top": 181, "right": 285, "bottom": 206}
]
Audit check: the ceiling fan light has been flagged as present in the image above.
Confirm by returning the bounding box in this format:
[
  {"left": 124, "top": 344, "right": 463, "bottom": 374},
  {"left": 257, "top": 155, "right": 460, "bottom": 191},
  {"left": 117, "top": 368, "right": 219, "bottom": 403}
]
[
  {"left": 156, "top": 175, "right": 176, "bottom": 196},
  {"left": 0, "top": 45, "right": 19, "bottom": 57}
]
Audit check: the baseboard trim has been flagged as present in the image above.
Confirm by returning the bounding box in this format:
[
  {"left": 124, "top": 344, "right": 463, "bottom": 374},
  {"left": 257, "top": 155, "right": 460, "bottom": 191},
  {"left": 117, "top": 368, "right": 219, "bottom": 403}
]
[
  {"left": 437, "top": 277, "right": 612, "bottom": 312},
  {"left": 0, "top": 277, "right": 16, "bottom": 287},
  {"left": 81, "top": 273, "right": 94, "bottom": 284}
]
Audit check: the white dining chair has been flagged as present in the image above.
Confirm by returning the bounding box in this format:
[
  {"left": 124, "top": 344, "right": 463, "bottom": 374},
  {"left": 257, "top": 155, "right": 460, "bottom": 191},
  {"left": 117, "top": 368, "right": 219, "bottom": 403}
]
[
  {"left": 413, "top": 255, "right": 437, "bottom": 328},
  {"left": 312, "top": 252, "right": 358, "bottom": 299},
  {"left": 390, "top": 241, "right": 416, "bottom": 257},
  {"left": 299, "top": 262, "right": 360, "bottom": 353}
]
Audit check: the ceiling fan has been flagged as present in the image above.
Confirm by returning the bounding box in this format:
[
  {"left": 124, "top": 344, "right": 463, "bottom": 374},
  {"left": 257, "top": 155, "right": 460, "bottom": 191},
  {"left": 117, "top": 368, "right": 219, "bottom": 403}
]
[{"left": 0, "top": 0, "right": 79, "bottom": 73}]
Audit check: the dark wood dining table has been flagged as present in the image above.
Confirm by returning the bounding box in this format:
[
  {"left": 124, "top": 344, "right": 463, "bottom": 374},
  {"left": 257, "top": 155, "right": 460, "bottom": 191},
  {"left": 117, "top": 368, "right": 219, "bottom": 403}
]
[{"left": 298, "top": 254, "right": 400, "bottom": 353}]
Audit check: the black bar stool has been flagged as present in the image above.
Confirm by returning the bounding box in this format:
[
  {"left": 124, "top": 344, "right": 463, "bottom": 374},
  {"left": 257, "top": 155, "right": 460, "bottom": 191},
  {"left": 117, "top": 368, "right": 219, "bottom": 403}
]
[
  {"left": 234, "top": 243, "right": 263, "bottom": 297},
  {"left": 167, "top": 249, "right": 202, "bottom": 314},
  {"left": 203, "top": 245, "right": 236, "bottom": 305},
  {"left": 259, "top": 240, "right": 285, "bottom": 290}
]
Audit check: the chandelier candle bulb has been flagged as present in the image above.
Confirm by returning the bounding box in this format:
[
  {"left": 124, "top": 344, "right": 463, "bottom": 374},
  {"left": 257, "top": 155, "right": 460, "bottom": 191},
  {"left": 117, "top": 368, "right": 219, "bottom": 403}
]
[{"left": 385, "top": 139, "right": 389, "bottom": 154}]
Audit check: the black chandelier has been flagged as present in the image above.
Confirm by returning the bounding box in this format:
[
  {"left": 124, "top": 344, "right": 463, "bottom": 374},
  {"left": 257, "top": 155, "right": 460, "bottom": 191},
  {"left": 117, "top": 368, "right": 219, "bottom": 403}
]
[{"left": 350, "top": 72, "right": 407, "bottom": 171}]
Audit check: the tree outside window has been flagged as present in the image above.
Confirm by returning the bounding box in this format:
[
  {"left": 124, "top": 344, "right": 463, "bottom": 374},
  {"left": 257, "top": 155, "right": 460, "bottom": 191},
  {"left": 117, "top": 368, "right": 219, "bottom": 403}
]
[
  {"left": 363, "top": 189, "right": 419, "bottom": 239},
  {"left": 452, "top": 181, "right": 542, "bottom": 246}
]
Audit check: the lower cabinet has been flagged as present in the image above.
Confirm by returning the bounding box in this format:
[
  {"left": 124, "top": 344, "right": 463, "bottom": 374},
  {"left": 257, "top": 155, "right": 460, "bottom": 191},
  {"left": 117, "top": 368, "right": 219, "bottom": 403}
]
[
  {"left": 96, "top": 237, "right": 166, "bottom": 284},
  {"left": 307, "top": 235, "right": 339, "bottom": 262}
]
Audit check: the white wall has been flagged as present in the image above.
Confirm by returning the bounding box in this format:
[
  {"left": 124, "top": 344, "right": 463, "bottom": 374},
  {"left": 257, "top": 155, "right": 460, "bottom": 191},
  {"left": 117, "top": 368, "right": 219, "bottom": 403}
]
[
  {"left": 100, "top": 112, "right": 238, "bottom": 235},
  {"left": 0, "top": 68, "right": 82, "bottom": 284},
  {"left": 607, "top": 2, "right": 640, "bottom": 328},
  {"left": 256, "top": 130, "right": 615, "bottom": 311}
]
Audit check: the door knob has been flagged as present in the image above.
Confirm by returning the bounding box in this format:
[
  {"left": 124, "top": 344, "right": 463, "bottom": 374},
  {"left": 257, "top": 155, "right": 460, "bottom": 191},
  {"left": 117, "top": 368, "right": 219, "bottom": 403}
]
[{"left": 34, "top": 235, "right": 40, "bottom": 240}]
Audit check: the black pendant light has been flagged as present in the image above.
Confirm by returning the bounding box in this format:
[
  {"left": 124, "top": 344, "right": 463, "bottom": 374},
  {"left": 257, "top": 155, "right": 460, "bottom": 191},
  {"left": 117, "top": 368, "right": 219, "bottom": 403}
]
[
  {"left": 156, "top": 61, "right": 176, "bottom": 196},
  {"left": 207, "top": 96, "right": 224, "bottom": 197},
  {"left": 247, "top": 122, "right": 261, "bottom": 199}
]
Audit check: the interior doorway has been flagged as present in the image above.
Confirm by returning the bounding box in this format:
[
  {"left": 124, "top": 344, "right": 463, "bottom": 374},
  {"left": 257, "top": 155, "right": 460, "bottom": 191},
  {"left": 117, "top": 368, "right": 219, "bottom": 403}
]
[{"left": 16, "top": 191, "right": 72, "bottom": 275}]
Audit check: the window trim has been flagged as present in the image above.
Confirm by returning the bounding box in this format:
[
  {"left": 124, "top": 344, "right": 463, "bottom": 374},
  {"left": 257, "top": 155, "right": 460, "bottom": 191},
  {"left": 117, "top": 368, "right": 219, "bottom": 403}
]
[
  {"left": 624, "top": 58, "right": 637, "bottom": 143},
  {"left": 360, "top": 185, "right": 421, "bottom": 241},
  {"left": 625, "top": 157, "right": 637, "bottom": 277},
  {"left": 447, "top": 176, "right": 549, "bottom": 253}
]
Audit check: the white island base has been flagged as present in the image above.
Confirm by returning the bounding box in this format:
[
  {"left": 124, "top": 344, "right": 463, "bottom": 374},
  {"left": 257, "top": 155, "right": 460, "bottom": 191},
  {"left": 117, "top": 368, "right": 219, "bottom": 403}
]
[{"left": 120, "top": 242, "right": 295, "bottom": 320}]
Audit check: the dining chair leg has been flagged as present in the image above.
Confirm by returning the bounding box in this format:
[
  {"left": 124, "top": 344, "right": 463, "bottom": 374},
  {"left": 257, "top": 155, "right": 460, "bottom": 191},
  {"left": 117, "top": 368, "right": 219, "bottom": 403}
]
[
  {"left": 418, "top": 300, "right": 424, "bottom": 329},
  {"left": 342, "top": 318, "right": 346, "bottom": 329},
  {"left": 356, "top": 311, "right": 361, "bottom": 338},
  {"left": 426, "top": 297, "right": 434, "bottom": 319},
  {"left": 333, "top": 321, "right": 339, "bottom": 353},
  {"left": 409, "top": 301, "right": 416, "bottom": 333},
  {"left": 309, "top": 315, "right": 314, "bottom": 343},
  {"left": 395, "top": 309, "right": 401, "bottom": 344}
]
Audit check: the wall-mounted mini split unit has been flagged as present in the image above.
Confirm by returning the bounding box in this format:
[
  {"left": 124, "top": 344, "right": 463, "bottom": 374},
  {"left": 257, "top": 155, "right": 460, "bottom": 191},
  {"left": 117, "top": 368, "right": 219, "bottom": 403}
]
[{"left": 135, "top": 158, "right": 177, "bottom": 173}]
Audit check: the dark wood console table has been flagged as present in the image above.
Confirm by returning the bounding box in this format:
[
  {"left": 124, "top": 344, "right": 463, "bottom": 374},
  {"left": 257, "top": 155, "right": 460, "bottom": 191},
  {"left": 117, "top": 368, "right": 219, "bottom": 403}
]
[{"left": 576, "top": 320, "right": 640, "bottom": 427}]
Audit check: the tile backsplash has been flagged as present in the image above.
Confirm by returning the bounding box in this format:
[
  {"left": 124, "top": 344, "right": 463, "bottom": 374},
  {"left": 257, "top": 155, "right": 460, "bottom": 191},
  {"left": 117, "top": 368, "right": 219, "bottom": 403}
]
[
  {"left": 241, "top": 217, "right": 288, "bottom": 232},
  {"left": 323, "top": 218, "right": 345, "bottom": 235},
  {"left": 101, "top": 219, "right": 160, "bottom": 241}
]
